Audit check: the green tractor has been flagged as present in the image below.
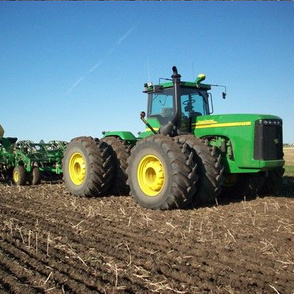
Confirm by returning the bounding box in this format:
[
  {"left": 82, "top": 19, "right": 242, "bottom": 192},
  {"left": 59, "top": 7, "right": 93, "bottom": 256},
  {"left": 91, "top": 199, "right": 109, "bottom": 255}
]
[{"left": 62, "top": 66, "right": 284, "bottom": 210}]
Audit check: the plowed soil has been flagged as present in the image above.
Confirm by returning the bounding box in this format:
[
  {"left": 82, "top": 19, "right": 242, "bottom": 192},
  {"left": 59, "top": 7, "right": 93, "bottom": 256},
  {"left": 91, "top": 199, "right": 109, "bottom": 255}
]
[{"left": 0, "top": 152, "right": 294, "bottom": 293}]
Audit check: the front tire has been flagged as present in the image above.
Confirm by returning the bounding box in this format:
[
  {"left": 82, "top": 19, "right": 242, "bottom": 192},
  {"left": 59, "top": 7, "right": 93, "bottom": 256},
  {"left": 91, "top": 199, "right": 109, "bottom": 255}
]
[
  {"left": 127, "top": 135, "right": 197, "bottom": 210},
  {"left": 62, "top": 136, "right": 113, "bottom": 197}
]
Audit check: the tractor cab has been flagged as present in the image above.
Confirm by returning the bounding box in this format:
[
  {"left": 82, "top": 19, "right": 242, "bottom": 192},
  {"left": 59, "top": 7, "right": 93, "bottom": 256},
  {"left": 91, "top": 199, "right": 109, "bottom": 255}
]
[{"left": 142, "top": 67, "right": 213, "bottom": 136}]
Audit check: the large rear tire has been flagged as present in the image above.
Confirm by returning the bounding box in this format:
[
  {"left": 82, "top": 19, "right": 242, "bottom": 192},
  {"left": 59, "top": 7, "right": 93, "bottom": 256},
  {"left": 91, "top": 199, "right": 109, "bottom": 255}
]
[
  {"left": 101, "top": 137, "right": 131, "bottom": 195},
  {"left": 127, "top": 135, "right": 197, "bottom": 210},
  {"left": 174, "top": 135, "right": 224, "bottom": 205},
  {"left": 62, "top": 136, "right": 113, "bottom": 197}
]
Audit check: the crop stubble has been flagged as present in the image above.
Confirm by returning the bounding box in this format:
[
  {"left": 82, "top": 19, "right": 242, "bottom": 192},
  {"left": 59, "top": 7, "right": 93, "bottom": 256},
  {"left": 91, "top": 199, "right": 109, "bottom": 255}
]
[{"left": 0, "top": 148, "right": 293, "bottom": 293}]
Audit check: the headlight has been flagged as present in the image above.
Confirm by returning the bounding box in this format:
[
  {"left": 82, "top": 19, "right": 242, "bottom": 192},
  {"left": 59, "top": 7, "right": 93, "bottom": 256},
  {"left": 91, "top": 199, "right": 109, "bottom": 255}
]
[{"left": 257, "top": 119, "right": 282, "bottom": 126}]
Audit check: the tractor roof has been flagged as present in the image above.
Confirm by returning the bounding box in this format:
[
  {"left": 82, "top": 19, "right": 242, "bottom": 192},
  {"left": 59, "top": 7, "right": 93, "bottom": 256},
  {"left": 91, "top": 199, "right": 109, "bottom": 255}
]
[
  {"left": 162, "top": 81, "right": 211, "bottom": 90},
  {"left": 144, "top": 81, "right": 211, "bottom": 93}
]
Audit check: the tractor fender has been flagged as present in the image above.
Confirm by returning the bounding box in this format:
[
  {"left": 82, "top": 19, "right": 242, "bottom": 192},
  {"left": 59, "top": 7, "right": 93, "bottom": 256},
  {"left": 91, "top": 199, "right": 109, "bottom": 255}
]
[{"left": 102, "top": 131, "right": 137, "bottom": 144}]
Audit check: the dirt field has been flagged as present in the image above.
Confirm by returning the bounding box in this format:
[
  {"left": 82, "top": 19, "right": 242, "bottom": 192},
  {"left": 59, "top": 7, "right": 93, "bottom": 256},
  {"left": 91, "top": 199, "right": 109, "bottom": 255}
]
[{"left": 0, "top": 150, "right": 293, "bottom": 293}]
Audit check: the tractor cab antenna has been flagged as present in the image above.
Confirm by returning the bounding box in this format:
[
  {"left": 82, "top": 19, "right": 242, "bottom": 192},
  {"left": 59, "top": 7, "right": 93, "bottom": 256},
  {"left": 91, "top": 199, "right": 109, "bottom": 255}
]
[{"left": 147, "top": 60, "right": 150, "bottom": 82}]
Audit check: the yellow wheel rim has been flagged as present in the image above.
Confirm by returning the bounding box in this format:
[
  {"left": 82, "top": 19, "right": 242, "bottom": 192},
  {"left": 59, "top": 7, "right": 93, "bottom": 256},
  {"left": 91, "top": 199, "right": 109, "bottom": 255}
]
[
  {"left": 69, "top": 152, "right": 86, "bottom": 185},
  {"left": 13, "top": 170, "right": 19, "bottom": 183},
  {"left": 137, "top": 155, "right": 165, "bottom": 197}
]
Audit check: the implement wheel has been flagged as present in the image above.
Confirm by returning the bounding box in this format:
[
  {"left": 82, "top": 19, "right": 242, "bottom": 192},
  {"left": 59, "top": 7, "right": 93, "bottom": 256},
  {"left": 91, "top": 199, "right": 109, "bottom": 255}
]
[
  {"left": 13, "top": 166, "right": 27, "bottom": 185},
  {"left": 101, "top": 137, "right": 131, "bottom": 195},
  {"left": 62, "top": 136, "right": 114, "bottom": 197},
  {"left": 31, "top": 167, "right": 41, "bottom": 185},
  {"left": 127, "top": 135, "right": 197, "bottom": 210}
]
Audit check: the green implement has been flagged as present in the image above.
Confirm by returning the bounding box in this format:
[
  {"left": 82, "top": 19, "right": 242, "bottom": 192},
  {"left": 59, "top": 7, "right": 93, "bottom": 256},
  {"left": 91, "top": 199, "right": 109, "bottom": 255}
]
[{"left": 0, "top": 126, "right": 67, "bottom": 185}]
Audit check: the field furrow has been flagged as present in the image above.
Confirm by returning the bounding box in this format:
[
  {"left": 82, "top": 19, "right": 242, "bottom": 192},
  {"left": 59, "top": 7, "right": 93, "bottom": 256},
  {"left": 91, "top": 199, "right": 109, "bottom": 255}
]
[{"left": 0, "top": 178, "right": 293, "bottom": 293}]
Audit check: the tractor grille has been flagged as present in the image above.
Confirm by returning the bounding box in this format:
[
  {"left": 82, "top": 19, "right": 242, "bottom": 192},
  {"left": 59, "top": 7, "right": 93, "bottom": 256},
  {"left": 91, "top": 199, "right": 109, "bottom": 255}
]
[{"left": 254, "top": 119, "right": 283, "bottom": 160}]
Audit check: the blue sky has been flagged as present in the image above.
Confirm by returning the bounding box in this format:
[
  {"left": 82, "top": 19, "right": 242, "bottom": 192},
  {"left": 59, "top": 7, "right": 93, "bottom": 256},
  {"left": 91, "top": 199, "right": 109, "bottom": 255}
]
[{"left": 0, "top": 2, "right": 293, "bottom": 143}]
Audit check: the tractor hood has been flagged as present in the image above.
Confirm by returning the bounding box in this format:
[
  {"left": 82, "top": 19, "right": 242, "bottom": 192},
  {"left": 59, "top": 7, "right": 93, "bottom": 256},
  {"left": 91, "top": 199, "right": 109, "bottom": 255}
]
[
  {"left": 194, "top": 113, "right": 284, "bottom": 172},
  {"left": 194, "top": 113, "right": 283, "bottom": 133}
]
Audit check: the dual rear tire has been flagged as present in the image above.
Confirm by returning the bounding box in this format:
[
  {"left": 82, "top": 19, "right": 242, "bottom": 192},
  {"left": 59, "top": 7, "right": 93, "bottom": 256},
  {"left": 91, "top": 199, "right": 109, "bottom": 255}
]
[
  {"left": 62, "top": 136, "right": 131, "bottom": 197},
  {"left": 62, "top": 136, "right": 114, "bottom": 197}
]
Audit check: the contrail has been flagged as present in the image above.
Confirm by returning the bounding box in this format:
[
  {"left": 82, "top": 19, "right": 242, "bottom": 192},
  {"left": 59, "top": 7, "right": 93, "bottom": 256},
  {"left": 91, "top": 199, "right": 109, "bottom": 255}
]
[
  {"left": 87, "top": 61, "right": 102, "bottom": 74},
  {"left": 117, "top": 26, "right": 136, "bottom": 45},
  {"left": 107, "top": 46, "right": 116, "bottom": 57},
  {"left": 65, "top": 76, "right": 84, "bottom": 96},
  {"left": 64, "top": 26, "right": 136, "bottom": 96}
]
